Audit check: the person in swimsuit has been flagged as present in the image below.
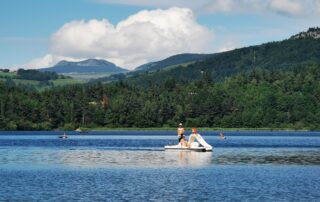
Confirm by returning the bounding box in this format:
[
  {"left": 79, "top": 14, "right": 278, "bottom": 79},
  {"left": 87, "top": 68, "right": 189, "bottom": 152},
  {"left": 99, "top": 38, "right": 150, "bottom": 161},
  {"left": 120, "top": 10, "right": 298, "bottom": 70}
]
[{"left": 177, "top": 123, "right": 186, "bottom": 145}]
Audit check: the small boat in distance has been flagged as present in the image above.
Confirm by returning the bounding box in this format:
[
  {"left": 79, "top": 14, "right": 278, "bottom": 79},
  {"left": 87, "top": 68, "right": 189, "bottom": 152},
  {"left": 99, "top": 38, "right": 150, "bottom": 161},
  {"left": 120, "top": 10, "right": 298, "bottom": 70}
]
[
  {"left": 75, "top": 128, "right": 82, "bottom": 132},
  {"left": 165, "top": 128, "right": 213, "bottom": 152},
  {"left": 59, "top": 132, "right": 68, "bottom": 139},
  {"left": 75, "top": 127, "right": 88, "bottom": 133}
]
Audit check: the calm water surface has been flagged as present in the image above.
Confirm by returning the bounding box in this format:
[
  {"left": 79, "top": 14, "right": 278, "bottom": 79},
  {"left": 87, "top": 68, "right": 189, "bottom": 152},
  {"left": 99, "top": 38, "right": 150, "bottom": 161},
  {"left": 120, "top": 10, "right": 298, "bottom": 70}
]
[{"left": 0, "top": 131, "right": 319, "bottom": 201}]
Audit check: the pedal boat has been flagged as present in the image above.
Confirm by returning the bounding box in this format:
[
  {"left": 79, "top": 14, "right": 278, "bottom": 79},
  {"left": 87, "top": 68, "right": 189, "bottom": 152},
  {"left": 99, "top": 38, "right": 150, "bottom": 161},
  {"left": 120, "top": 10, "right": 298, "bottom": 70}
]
[{"left": 165, "top": 133, "right": 213, "bottom": 152}]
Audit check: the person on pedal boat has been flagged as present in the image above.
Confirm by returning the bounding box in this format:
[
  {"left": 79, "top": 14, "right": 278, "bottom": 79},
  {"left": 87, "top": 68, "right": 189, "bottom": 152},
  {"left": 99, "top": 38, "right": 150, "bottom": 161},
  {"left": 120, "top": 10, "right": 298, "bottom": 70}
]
[
  {"left": 177, "top": 123, "right": 186, "bottom": 144},
  {"left": 188, "top": 128, "right": 199, "bottom": 146}
]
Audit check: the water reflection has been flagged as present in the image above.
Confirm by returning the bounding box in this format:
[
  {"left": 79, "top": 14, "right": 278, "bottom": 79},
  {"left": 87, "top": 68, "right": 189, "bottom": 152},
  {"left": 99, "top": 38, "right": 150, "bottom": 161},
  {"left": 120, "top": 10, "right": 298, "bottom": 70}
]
[
  {"left": 1, "top": 147, "right": 320, "bottom": 169},
  {"left": 54, "top": 150, "right": 213, "bottom": 168},
  {"left": 2, "top": 148, "right": 212, "bottom": 168}
]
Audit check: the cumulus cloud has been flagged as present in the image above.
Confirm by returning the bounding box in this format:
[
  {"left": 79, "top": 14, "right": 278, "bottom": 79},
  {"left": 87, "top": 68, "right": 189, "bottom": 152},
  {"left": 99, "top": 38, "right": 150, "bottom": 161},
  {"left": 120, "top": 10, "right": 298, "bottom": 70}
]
[
  {"left": 95, "top": 0, "right": 318, "bottom": 17},
  {"left": 42, "top": 7, "right": 213, "bottom": 69}
]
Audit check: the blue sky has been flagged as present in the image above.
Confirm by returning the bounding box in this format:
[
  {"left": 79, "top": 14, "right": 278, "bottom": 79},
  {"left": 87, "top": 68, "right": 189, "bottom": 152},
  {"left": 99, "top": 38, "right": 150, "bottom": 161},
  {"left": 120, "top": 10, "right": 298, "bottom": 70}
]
[{"left": 0, "top": 0, "right": 319, "bottom": 69}]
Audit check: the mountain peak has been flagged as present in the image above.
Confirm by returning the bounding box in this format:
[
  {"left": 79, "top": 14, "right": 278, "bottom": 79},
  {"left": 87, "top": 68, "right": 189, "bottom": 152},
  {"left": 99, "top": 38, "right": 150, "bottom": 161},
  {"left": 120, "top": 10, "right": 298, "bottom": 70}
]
[
  {"left": 54, "top": 60, "right": 70, "bottom": 67},
  {"left": 54, "top": 59, "right": 113, "bottom": 67},
  {"left": 41, "top": 58, "right": 127, "bottom": 74},
  {"left": 290, "top": 27, "right": 320, "bottom": 40}
]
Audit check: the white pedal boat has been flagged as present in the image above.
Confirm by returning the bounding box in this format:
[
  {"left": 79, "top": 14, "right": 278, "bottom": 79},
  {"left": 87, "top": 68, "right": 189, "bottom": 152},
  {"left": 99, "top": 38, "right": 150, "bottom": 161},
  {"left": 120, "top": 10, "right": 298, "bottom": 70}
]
[{"left": 165, "top": 133, "right": 213, "bottom": 152}]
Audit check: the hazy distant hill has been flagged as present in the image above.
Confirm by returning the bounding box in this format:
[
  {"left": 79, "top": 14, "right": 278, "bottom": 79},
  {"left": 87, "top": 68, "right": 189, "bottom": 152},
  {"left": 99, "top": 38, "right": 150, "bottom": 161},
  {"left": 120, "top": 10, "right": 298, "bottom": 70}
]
[
  {"left": 39, "top": 59, "right": 127, "bottom": 74},
  {"left": 94, "top": 53, "right": 213, "bottom": 83}
]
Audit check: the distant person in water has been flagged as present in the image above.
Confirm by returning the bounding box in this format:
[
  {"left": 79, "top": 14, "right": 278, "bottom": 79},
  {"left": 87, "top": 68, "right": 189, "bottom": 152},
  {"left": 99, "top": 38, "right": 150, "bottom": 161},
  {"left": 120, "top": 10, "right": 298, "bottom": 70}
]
[
  {"left": 59, "top": 132, "right": 68, "bottom": 139},
  {"left": 177, "top": 123, "right": 186, "bottom": 145},
  {"left": 219, "top": 132, "right": 226, "bottom": 140}
]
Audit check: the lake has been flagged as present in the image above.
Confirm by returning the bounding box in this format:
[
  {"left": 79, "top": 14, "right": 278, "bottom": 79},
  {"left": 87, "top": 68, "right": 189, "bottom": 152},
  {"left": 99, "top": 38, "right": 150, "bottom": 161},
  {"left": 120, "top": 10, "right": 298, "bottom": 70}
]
[{"left": 0, "top": 131, "right": 319, "bottom": 201}]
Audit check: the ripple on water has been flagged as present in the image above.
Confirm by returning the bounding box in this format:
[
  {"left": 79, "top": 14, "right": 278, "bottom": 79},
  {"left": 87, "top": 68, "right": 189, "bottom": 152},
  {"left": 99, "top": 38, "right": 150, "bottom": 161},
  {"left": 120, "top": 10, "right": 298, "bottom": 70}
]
[
  {"left": 0, "top": 147, "right": 320, "bottom": 169},
  {"left": 1, "top": 166, "right": 320, "bottom": 201}
]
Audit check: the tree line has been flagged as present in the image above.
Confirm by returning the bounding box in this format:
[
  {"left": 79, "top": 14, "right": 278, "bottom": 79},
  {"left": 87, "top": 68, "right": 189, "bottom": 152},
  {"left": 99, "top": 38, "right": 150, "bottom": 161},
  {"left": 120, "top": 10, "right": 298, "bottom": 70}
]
[{"left": 1, "top": 64, "right": 320, "bottom": 130}]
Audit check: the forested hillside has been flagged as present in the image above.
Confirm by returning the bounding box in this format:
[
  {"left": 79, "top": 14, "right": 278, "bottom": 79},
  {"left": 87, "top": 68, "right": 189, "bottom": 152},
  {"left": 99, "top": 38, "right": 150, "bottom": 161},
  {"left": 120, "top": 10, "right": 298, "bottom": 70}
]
[
  {"left": 1, "top": 64, "right": 320, "bottom": 130},
  {"left": 134, "top": 53, "right": 212, "bottom": 71},
  {"left": 124, "top": 34, "right": 320, "bottom": 87}
]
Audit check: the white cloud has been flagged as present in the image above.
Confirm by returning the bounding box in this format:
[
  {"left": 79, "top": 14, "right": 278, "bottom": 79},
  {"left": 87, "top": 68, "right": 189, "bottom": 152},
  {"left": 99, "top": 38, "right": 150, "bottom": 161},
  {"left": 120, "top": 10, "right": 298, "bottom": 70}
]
[
  {"left": 268, "top": 0, "right": 303, "bottom": 16},
  {"left": 95, "top": 0, "right": 319, "bottom": 17},
  {"left": 45, "top": 7, "right": 213, "bottom": 69}
]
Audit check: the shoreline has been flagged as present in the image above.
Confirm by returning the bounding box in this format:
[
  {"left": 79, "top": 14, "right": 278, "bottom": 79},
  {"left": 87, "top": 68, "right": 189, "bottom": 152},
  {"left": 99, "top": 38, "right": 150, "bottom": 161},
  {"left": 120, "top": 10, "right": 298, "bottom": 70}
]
[
  {"left": 0, "top": 127, "right": 314, "bottom": 132},
  {"left": 80, "top": 127, "right": 311, "bottom": 132}
]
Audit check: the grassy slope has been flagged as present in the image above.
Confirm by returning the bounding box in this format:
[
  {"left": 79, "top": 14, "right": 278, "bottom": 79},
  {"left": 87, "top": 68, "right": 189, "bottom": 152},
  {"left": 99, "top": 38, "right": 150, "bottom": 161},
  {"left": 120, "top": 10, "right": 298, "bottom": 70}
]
[
  {"left": 0, "top": 72, "right": 15, "bottom": 77},
  {"left": 51, "top": 79, "right": 84, "bottom": 86},
  {"left": 161, "top": 61, "right": 196, "bottom": 71},
  {"left": 13, "top": 79, "right": 39, "bottom": 85},
  {"left": 63, "top": 73, "right": 112, "bottom": 80},
  {"left": 0, "top": 71, "right": 84, "bottom": 90}
]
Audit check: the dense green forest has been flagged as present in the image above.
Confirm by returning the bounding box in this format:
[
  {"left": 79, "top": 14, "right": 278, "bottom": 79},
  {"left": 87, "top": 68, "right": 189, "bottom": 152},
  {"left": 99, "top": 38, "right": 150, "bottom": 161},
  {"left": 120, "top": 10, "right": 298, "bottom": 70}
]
[
  {"left": 16, "top": 69, "right": 67, "bottom": 81},
  {"left": 101, "top": 36, "right": 320, "bottom": 87},
  {"left": 1, "top": 64, "right": 320, "bottom": 130}
]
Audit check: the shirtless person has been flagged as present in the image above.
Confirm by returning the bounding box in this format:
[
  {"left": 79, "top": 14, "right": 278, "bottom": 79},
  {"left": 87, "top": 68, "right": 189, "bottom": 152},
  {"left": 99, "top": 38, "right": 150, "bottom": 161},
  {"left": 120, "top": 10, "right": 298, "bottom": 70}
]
[{"left": 177, "top": 123, "right": 186, "bottom": 146}]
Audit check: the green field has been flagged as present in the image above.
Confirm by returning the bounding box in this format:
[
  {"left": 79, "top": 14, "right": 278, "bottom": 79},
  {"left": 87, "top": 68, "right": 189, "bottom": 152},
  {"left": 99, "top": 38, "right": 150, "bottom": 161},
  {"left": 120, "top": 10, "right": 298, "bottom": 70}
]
[
  {"left": 163, "top": 61, "right": 196, "bottom": 71},
  {"left": 0, "top": 71, "right": 16, "bottom": 78},
  {"left": 51, "top": 79, "right": 84, "bottom": 86},
  {"left": 62, "top": 72, "right": 112, "bottom": 80},
  {"left": 13, "top": 79, "right": 39, "bottom": 85},
  {"left": 0, "top": 77, "right": 84, "bottom": 90}
]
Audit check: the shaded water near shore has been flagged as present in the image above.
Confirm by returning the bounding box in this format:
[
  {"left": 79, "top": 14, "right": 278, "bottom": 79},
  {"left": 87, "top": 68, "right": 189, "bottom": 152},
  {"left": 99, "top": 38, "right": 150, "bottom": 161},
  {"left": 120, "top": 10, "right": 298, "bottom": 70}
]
[{"left": 0, "top": 131, "right": 320, "bottom": 201}]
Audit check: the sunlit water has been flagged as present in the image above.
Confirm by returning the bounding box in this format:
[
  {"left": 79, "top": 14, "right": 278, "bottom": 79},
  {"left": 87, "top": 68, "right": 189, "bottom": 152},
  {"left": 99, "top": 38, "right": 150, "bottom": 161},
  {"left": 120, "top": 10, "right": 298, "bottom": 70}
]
[{"left": 0, "top": 131, "right": 320, "bottom": 201}]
